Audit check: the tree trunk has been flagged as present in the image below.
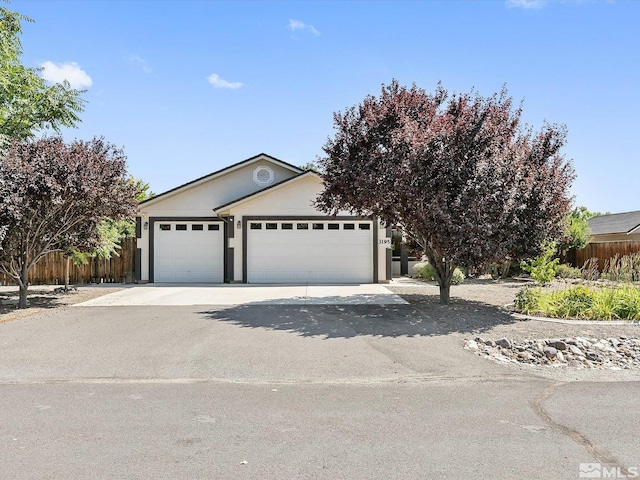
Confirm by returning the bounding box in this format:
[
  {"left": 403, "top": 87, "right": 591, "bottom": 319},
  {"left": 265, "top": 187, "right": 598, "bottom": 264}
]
[
  {"left": 18, "top": 284, "right": 28, "bottom": 309},
  {"left": 439, "top": 283, "right": 450, "bottom": 305},
  {"left": 501, "top": 260, "right": 512, "bottom": 279},
  {"left": 18, "top": 266, "right": 29, "bottom": 309},
  {"left": 427, "top": 250, "right": 452, "bottom": 306},
  {"left": 64, "top": 256, "right": 70, "bottom": 291}
]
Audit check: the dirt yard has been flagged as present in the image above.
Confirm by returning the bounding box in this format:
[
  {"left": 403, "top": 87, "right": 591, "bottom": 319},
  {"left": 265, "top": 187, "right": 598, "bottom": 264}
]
[{"left": 0, "top": 285, "right": 124, "bottom": 324}]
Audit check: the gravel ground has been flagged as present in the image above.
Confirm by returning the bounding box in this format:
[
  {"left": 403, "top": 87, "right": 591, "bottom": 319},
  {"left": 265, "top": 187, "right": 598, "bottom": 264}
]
[
  {"left": 389, "top": 278, "right": 640, "bottom": 381},
  {"left": 387, "top": 278, "right": 640, "bottom": 342},
  {"left": 0, "top": 285, "right": 124, "bottom": 323}
]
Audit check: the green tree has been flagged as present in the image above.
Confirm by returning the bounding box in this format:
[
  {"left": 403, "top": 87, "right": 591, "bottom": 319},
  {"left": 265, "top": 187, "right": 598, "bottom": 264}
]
[
  {"left": 0, "top": 5, "right": 84, "bottom": 142},
  {"left": 299, "top": 161, "right": 320, "bottom": 173},
  {"left": 63, "top": 177, "right": 153, "bottom": 289},
  {"left": 559, "top": 206, "right": 599, "bottom": 252}
]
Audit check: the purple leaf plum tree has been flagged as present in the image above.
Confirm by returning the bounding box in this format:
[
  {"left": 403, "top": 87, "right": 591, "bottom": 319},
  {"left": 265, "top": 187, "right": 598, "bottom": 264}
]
[
  {"left": 316, "top": 81, "right": 574, "bottom": 304},
  {"left": 0, "top": 137, "right": 138, "bottom": 308}
]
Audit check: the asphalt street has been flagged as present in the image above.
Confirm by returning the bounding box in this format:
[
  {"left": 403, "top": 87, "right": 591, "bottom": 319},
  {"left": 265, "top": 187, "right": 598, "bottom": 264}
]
[{"left": 1, "top": 303, "right": 639, "bottom": 479}]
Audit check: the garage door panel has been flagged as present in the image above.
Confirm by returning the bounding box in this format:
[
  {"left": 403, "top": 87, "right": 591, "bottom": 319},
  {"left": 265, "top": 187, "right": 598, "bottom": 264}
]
[
  {"left": 247, "top": 221, "right": 373, "bottom": 284},
  {"left": 154, "top": 222, "right": 224, "bottom": 283}
]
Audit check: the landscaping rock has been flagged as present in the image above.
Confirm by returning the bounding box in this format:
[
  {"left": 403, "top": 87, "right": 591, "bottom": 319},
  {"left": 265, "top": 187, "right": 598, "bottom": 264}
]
[
  {"left": 568, "top": 345, "right": 583, "bottom": 356},
  {"left": 464, "top": 336, "right": 640, "bottom": 370},
  {"left": 547, "top": 340, "right": 567, "bottom": 351},
  {"left": 465, "top": 340, "right": 479, "bottom": 351}
]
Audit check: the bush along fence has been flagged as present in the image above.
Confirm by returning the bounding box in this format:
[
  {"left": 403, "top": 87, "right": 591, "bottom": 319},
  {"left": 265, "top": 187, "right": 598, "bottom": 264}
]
[{"left": 0, "top": 237, "right": 137, "bottom": 286}]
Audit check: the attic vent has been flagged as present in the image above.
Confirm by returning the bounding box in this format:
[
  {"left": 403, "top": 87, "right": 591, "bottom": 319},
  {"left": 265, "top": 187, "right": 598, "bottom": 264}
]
[{"left": 253, "top": 165, "right": 274, "bottom": 186}]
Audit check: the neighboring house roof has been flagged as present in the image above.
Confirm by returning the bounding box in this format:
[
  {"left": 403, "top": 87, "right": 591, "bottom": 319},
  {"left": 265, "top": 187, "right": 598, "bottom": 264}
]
[
  {"left": 212, "top": 170, "right": 320, "bottom": 213},
  {"left": 588, "top": 210, "right": 640, "bottom": 236},
  {"left": 140, "top": 153, "right": 303, "bottom": 207}
]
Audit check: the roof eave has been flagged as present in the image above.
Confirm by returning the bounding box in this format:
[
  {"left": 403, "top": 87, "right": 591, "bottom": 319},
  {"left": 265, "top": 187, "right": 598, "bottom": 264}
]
[
  {"left": 139, "top": 153, "right": 303, "bottom": 208},
  {"left": 627, "top": 224, "right": 640, "bottom": 235}
]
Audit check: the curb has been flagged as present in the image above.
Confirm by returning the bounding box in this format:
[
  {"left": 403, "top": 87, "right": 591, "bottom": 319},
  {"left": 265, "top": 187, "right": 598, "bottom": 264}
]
[{"left": 510, "top": 312, "right": 640, "bottom": 326}]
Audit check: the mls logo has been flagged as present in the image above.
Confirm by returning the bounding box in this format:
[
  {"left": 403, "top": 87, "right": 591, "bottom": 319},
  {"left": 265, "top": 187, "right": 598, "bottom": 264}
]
[
  {"left": 580, "top": 463, "right": 602, "bottom": 478},
  {"left": 580, "top": 463, "right": 640, "bottom": 478}
]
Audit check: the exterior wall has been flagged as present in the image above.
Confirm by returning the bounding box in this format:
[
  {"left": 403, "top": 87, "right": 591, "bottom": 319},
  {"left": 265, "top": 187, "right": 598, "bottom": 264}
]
[
  {"left": 227, "top": 175, "right": 391, "bottom": 283},
  {"left": 588, "top": 233, "right": 640, "bottom": 243},
  {"left": 392, "top": 259, "right": 420, "bottom": 276},
  {"left": 137, "top": 157, "right": 298, "bottom": 281},
  {"left": 138, "top": 168, "right": 391, "bottom": 283}
]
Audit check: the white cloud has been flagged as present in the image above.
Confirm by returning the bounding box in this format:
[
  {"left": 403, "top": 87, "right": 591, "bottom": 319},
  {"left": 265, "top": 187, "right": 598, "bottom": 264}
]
[
  {"left": 506, "top": 0, "right": 602, "bottom": 9},
  {"left": 207, "top": 73, "right": 243, "bottom": 89},
  {"left": 505, "top": 0, "right": 547, "bottom": 8},
  {"left": 288, "top": 18, "right": 319, "bottom": 36},
  {"left": 40, "top": 61, "right": 92, "bottom": 89},
  {"left": 127, "top": 55, "right": 152, "bottom": 73}
]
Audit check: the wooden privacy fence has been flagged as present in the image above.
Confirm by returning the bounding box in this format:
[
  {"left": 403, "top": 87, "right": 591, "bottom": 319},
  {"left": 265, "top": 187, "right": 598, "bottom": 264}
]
[
  {"left": 0, "top": 237, "right": 137, "bottom": 286},
  {"left": 569, "top": 241, "right": 640, "bottom": 271}
]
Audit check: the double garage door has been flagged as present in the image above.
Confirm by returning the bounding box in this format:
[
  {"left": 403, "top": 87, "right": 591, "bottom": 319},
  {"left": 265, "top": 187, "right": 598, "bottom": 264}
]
[
  {"left": 153, "top": 219, "right": 374, "bottom": 284},
  {"left": 154, "top": 221, "right": 224, "bottom": 283},
  {"left": 247, "top": 220, "right": 373, "bottom": 284}
]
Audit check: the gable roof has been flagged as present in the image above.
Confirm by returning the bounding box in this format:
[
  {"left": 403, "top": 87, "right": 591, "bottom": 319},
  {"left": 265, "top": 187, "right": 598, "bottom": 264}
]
[
  {"left": 140, "top": 153, "right": 303, "bottom": 207},
  {"left": 213, "top": 171, "right": 320, "bottom": 213},
  {"left": 588, "top": 210, "right": 640, "bottom": 236}
]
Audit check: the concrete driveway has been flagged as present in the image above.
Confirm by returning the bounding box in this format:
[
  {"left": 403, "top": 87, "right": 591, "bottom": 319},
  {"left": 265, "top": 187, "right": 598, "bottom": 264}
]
[{"left": 74, "top": 283, "right": 407, "bottom": 306}]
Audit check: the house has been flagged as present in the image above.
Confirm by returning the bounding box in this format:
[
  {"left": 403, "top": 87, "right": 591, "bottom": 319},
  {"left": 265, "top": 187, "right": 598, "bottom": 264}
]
[
  {"left": 587, "top": 210, "right": 640, "bottom": 243},
  {"left": 571, "top": 210, "right": 640, "bottom": 269},
  {"left": 135, "top": 153, "right": 392, "bottom": 284}
]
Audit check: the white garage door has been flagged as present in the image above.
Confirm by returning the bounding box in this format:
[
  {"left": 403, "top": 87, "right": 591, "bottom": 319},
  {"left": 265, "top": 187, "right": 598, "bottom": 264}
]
[
  {"left": 154, "top": 221, "right": 224, "bottom": 282},
  {"left": 247, "top": 220, "right": 373, "bottom": 284}
]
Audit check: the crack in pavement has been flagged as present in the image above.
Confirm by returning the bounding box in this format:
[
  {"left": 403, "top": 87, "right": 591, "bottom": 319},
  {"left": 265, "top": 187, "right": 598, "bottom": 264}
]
[{"left": 531, "top": 381, "right": 631, "bottom": 476}]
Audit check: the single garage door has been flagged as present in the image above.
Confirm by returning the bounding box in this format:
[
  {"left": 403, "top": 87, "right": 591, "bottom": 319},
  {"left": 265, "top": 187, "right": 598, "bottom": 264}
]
[
  {"left": 247, "top": 220, "right": 373, "bottom": 284},
  {"left": 154, "top": 221, "right": 224, "bottom": 282}
]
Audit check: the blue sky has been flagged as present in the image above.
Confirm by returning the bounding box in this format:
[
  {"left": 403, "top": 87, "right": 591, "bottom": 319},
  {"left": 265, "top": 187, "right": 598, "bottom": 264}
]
[{"left": 15, "top": 0, "right": 639, "bottom": 213}]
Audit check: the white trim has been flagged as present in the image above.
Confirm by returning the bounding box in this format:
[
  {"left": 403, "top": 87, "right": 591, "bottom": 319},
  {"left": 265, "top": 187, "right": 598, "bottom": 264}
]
[{"left": 627, "top": 224, "right": 640, "bottom": 235}]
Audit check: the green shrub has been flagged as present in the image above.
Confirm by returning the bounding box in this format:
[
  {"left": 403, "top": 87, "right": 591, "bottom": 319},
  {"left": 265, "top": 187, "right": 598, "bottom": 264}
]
[
  {"left": 413, "top": 262, "right": 429, "bottom": 279},
  {"left": 521, "top": 242, "right": 559, "bottom": 285},
  {"left": 451, "top": 267, "right": 465, "bottom": 285},
  {"left": 530, "top": 261, "right": 558, "bottom": 285},
  {"left": 514, "top": 285, "right": 543, "bottom": 314},
  {"left": 514, "top": 284, "right": 640, "bottom": 320},
  {"left": 413, "top": 262, "right": 437, "bottom": 281},
  {"left": 421, "top": 263, "right": 437, "bottom": 281},
  {"left": 554, "top": 264, "right": 582, "bottom": 279},
  {"left": 413, "top": 262, "right": 464, "bottom": 285},
  {"left": 554, "top": 285, "right": 595, "bottom": 318},
  {"left": 610, "top": 286, "right": 640, "bottom": 320}
]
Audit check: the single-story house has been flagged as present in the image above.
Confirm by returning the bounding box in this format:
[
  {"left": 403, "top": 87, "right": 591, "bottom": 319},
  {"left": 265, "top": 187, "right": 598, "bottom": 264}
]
[
  {"left": 135, "top": 153, "right": 392, "bottom": 284},
  {"left": 571, "top": 210, "right": 640, "bottom": 269},
  {"left": 587, "top": 210, "right": 640, "bottom": 243}
]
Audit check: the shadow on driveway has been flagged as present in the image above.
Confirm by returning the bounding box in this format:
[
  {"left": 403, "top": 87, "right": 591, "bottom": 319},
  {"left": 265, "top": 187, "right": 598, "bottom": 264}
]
[{"left": 199, "top": 297, "right": 519, "bottom": 339}]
